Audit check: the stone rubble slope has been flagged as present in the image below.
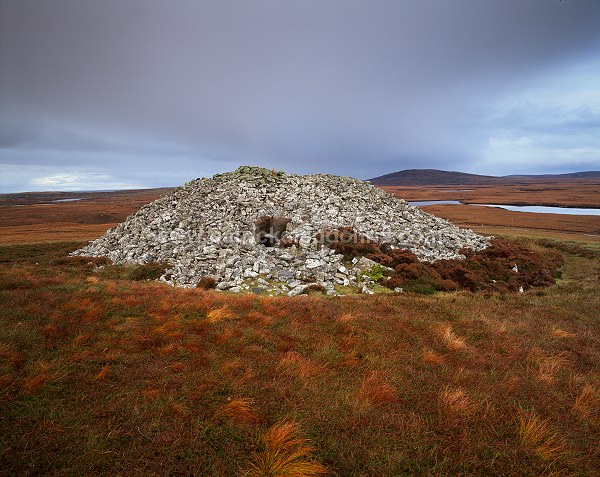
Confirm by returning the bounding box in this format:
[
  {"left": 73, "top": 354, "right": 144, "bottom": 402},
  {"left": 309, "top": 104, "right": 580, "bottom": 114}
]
[{"left": 72, "top": 166, "right": 490, "bottom": 295}]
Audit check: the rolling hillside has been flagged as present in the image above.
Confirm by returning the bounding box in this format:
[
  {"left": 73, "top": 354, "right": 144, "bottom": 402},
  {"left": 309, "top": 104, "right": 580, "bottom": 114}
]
[{"left": 368, "top": 169, "right": 600, "bottom": 186}]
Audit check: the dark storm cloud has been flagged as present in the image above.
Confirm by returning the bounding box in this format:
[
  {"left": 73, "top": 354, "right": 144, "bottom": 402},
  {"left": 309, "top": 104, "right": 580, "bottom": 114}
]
[{"left": 1, "top": 0, "right": 599, "bottom": 191}]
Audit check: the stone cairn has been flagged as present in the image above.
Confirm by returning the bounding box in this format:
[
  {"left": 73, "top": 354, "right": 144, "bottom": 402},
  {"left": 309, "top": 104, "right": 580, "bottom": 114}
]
[{"left": 72, "top": 166, "right": 490, "bottom": 295}]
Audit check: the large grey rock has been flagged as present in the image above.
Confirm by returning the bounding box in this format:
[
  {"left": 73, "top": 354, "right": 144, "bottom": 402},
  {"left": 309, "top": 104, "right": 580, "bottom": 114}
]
[{"left": 288, "top": 284, "right": 309, "bottom": 296}]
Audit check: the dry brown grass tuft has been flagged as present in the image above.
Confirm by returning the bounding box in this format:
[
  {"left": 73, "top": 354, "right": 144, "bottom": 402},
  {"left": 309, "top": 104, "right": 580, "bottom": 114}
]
[
  {"left": 207, "top": 305, "right": 235, "bottom": 323},
  {"left": 152, "top": 319, "right": 181, "bottom": 336},
  {"left": 246, "top": 310, "right": 273, "bottom": 326},
  {"left": 221, "top": 360, "right": 244, "bottom": 375},
  {"left": 335, "top": 313, "right": 356, "bottom": 324},
  {"left": 436, "top": 324, "right": 466, "bottom": 351},
  {"left": 168, "top": 361, "right": 186, "bottom": 371},
  {"left": 215, "top": 327, "right": 237, "bottom": 345},
  {"left": 572, "top": 384, "right": 599, "bottom": 420},
  {"left": 67, "top": 350, "right": 93, "bottom": 363},
  {"left": 220, "top": 360, "right": 253, "bottom": 384},
  {"left": 23, "top": 372, "right": 50, "bottom": 393},
  {"left": 358, "top": 371, "right": 398, "bottom": 405},
  {"left": 71, "top": 332, "right": 92, "bottom": 347},
  {"left": 277, "top": 351, "right": 324, "bottom": 378},
  {"left": 94, "top": 363, "right": 110, "bottom": 381},
  {"left": 214, "top": 398, "right": 259, "bottom": 425},
  {"left": 340, "top": 353, "right": 361, "bottom": 367},
  {"left": 439, "top": 386, "right": 476, "bottom": 416},
  {"left": 551, "top": 327, "right": 576, "bottom": 339},
  {"left": 452, "top": 366, "right": 471, "bottom": 383},
  {"left": 518, "top": 410, "right": 568, "bottom": 461},
  {"left": 245, "top": 420, "right": 328, "bottom": 477},
  {"left": 422, "top": 348, "right": 446, "bottom": 365},
  {"left": 535, "top": 353, "right": 570, "bottom": 384},
  {"left": 157, "top": 343, "right": 177, "bottom": 355},
  {"left": 232, "top": 369, "right": 256, "bottom": 387}
]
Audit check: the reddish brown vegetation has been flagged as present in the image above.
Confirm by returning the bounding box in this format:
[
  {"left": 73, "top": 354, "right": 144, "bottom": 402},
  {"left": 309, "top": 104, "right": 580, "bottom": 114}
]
[
  {"left": 97, "top": 261, "right": 169, "bottom": 281},
  {"left": 430, "top": 239, "right": 564, "bottom": 293},
  {"left": 358, "top": 371, "right": 398, "bottom": 405},
  {"left": 319, "top": 228, "right": 563, "bottom": 293},
  {"left": 381, "top": 180, "right": 600, "bottom": 208},
  {"left": 0, "top": 189, "right": 171, "bottom": 245},
  {"left": 381, "top": 180, "right": 600, "bottom": 236},
  {"left": 196, "top": 276, "right": 217, "bottom": 289},
  {"left": 0, "top": 182, "right": 598, "bottom": 476},
  {"left": 214, "top": 397, "right": 260, "bottom": 425},
  {"left": 302, "top": 284, "right": 328, "bottom": 294},
  {"left": 0, "top": 239, "right": 598, "bottom": 476}
]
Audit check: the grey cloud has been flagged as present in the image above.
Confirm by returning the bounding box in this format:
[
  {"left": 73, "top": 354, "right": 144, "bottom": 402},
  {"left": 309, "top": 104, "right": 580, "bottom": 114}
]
[
  {"left": 1, "top": 0, "right": 599, "bottom": 191},
  {"left": 483, "top": 103, "right": 600, "bottom": 136}
]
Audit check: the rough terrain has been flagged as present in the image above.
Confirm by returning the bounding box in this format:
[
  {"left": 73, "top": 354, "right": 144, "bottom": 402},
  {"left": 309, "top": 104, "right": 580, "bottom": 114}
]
[{"left": 72, "top": 167, "right": 489, "bottom": 294}]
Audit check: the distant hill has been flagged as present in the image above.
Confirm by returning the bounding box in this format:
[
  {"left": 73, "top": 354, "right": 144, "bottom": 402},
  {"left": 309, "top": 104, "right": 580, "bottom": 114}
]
[
  {"left": 368, "top": 169, "right": 600, "bottom": 186},
  {"left": 505, "top": 171, "right": 600, "bottom": 180}
]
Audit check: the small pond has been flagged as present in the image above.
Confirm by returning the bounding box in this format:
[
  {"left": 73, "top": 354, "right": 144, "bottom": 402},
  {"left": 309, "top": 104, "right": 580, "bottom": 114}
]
[
  {"left": 470, "top": 204, "right": 600, "bottom": 216},
  {"left": 408, "top": 200, "right": 462, "bottom": 206}
]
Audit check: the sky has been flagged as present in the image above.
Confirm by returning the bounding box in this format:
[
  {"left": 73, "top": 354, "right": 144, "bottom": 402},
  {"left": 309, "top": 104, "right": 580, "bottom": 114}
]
[{"left": 1, "top": 0, "right": 599, "bottom": 192}]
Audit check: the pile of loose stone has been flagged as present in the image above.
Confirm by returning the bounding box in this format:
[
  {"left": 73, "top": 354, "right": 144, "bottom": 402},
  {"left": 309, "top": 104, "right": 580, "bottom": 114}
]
[{"left": 72, "top": 166, "right": 490, "bottom": 295}]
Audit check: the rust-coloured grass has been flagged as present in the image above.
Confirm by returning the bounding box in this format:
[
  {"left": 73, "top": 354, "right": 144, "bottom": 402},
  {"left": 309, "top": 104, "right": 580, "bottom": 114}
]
[
  {"left": 437, "top": 324, "right": 466, "bottom": 351},
  {"left": 207, "top": 305, "right": 235, "bottom": 323},
  {"left": 94, "top": 363, "right": 110, "bottom": 381},
  {"left": 518, "top": 410, "right": 568, "bottom": 462},
  {"left": 358, "top": 371, "right": 398, "bottom": 405},
  {"left": 551, "top": 327, "right": 576, "bottom": 339},
  {"left": 422, "top": 348, "right": 446, "bottom": 365},
  {"left": 533, "top": 352, "right": 570, "bottom": 384},
  {"left": 23, "top": 362, "right": 62, "bottom": 392},
  {"left": 572, "top": 385, "right": 599, "bottom": 421},
  {"left": 245, "top": 420, "right": 328, "bottom": 477},
  {"left": 277, "top": 351, "right": 324, "bottom": 378},
  {"left": 0, "top": 221, "right": 599, "bottom": 475},
  {"left": 214, "top": 398, "right": 259, "bottom": 425},
  {"left": 335, "top": 313, "right": 356, "bottom": 324},
  {"left": 439, "top": 386, "right": 476, "bottom": 416}
]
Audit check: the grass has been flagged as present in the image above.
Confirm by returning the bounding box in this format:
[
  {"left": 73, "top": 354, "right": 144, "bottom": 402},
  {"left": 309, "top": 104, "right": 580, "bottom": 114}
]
[
  {"left": 215, "top": 398, "right": 260, "bottom": 425},
  {"left": 207, "top": 305, "right": 236, "bottom": 323},
  {"left": 0, "top": 235, "right": 599, "bottom": 475},
  {"left": 245, "top": 420, "right": 328, "bottom": 477},
  {"left": 572, "top": 384, "right": 599, "bottom": 421},
  {"left": 518, "top": 410, "right": 568, "bottom": 462}
]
